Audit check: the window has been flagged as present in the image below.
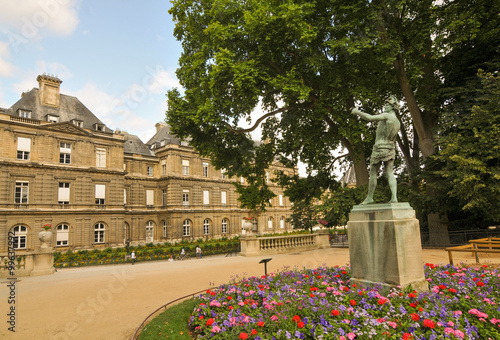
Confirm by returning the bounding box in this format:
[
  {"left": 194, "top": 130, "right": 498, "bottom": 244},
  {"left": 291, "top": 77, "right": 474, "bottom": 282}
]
[
  {"left": 93, "top": 124, "right": 104, "bottom": 131},
  {"left": 146, "top": 189, "right": 154, "bottom": 206},
  {"left": 146, "top": 221, "right": 154, "bottom": 243},
  {"left": 183, "top": 219, "right": 190, "bottom": 236},
  {"left": 203, "top": 190, "right": 209, "bottom": 205},
  {"left": 162, "top": 221, "right": 168, "bottom": 237},
  {"left": 72, "top": 119, "right": 83, "bottom": 127},
  {"left": 147, "top": 166, "right": 153, "bottom": 176},
  {"left": 95, "top": 184, "right": 105, "bottom": 205},
  {"left": 47, "top": 115, "right": 58, "bottom": 123},
  {"left": 221, "top": 191, "right": 227, "bottom": 206},
  {"left": 182, "top": 190, "right": 189, "bottom": 206},
  {"left": 94, "top": 223, "right": 105, "bottom": 243},
  {"left": 162, "top": 189, "right": 167, "bottom": 206},
  {"left": 18, "top": 109, "right": 31, "bottom": 118},
  {"left": 221, "top": 168, "right": 227, "bottom": 180},
  {"left": 58, "top": 182, "right": 70, "bottom": 204},
  {"left": 266, "top": 172, "right": 270, "bottom": 183},
  {"left": 221, "top": 219, "right": 228, "bottom": 234},
  {"left": 203, "top": 162, "right": 209, "bottom": 177},
  {"left": 279, "top": 194, "right": 284, "bottom": 206},
  {"left": 17, "top": 137, "right": 31, "bottom": 160},
  {"left": 15, "top": 181, "right": 29, "bottom": 204},
  {"left": 182, "top": 160, "right": 189, "bottom": 175},
  {"left": 161, "top": 160, "right": 166, "bottom": 176},
  {"left": 59, "top": 142, "right": 71, "bottom": 164},
  {"left": 12, "top": 226, "right": 27, "bottom": 249},
  {"left": 124, "top": 189, "right": 127, "bottom": 205},
  {"left": 240, "top": 177, "right": 244, "bottom": 184},
  {"left": 268, "top": 217, "right": 273, "bottom": 229},
  {"left": 280, "top": 217, "right": 285, "bottom": 229},
  {"left": 203, "top": 219, "right": 210, "bottom": 235},
  {"left": 57, "top": 224, "right": 69, "bottom": 246},
  {"left": 96, "top": 148, "right": 106, "bottom": 167}
]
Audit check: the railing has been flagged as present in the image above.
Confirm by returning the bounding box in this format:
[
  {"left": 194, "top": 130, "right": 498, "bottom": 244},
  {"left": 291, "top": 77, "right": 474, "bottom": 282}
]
[
  {"left": 240, "top": 231, "right": 330, "bottom": 256},
  {"left": 259, "top": 234, "right": 315, "bottom": 252},
  {"left": 421, "top": 229, "right": 500, "bottom": 248},
  {"left": 10, "top": 116, "right": 41, "bottom": 125},
  {"left": 0, "top": 254, "right": 27, "bottom": 271}
]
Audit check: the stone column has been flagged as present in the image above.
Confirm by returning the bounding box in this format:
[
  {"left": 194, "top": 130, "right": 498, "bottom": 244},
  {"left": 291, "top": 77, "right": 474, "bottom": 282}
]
[
  {"left": 348, "top": 203, "right": 428, "bottom": 292},
  {"left": 30, "top": 248, "right": 56, "bottom": 276}
]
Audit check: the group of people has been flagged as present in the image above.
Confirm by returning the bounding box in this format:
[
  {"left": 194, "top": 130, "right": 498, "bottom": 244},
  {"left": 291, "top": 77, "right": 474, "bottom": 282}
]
[{"left": 130, "top": 245, "right": 203, "bottom": 265}]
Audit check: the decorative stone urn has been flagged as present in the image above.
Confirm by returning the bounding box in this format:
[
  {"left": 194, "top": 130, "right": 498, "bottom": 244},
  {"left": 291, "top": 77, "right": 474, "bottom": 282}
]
[
  {"left": 242, "top": 220, "right": 253, "bottom": 234},
  {"left": 38, "top": 230, "right": 53, "bottom": 248}
]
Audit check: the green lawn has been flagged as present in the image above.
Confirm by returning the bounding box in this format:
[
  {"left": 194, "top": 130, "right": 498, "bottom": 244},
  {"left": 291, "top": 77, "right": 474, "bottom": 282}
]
[{"left": 139, "top": 298, "right": 197, "bottom": 340}]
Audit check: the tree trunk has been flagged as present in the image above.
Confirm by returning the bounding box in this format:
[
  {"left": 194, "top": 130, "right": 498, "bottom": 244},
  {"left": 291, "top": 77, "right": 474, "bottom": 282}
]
[{"left": 342, "top": 138, "right": 369, "bottom": 187}]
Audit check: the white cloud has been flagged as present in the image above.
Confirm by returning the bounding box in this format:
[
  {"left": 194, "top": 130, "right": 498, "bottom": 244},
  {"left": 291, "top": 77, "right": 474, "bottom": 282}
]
[
  {"left": 0, "top": 41, "right": 15, "bottom": 76},
  {"left": 12, "top": 61, "right": 72, "bottom": 95},
  {"left": 0, "top": 0, "right": 79, "bottom": 38}
]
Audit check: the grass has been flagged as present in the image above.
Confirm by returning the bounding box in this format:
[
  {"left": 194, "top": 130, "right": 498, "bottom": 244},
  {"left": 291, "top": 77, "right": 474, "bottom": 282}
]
[{"left": 139, "top": 298, "right": 197, "bottom": 340}]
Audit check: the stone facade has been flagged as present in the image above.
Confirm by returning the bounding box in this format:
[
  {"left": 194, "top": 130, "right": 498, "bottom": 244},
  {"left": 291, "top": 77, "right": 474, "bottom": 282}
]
[{"left": 0, "top": 75, "right": 294, "bottom": 253}]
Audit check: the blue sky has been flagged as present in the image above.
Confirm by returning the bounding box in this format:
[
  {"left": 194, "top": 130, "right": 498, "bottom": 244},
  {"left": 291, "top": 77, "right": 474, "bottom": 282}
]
[{"left": 0, "top": 0, "right": 183, "bottom": 141}]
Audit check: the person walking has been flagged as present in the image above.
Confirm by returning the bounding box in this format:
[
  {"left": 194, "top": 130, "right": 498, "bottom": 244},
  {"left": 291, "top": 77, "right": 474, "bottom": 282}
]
[
  {"left": 131, "top": 251, "right": 136, "bottom": 265},
  {"left": 180, "top": 247, "right": 186, "bottom": 260},
  {"left": 196, "top": 245, "right": 202, "bottom": 259}
]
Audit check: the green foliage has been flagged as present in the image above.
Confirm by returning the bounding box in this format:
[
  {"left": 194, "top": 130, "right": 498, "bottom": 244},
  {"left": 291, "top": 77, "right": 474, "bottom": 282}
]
[
  {"left": 317, "top": 186, "right": 365, "bottom": 227},
  {"left": 432, "top": 70, "right": 500, "bottom": 222}
]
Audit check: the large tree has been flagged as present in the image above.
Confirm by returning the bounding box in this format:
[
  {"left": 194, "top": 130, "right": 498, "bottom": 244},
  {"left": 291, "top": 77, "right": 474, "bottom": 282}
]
[{"left": 166, "top": 0, "right": 497, "bottom": 242}]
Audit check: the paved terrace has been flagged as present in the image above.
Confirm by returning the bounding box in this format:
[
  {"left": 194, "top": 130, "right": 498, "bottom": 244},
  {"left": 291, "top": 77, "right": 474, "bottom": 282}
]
[{"left": 1, "top": 248, "right": 499, "bottom": 340}]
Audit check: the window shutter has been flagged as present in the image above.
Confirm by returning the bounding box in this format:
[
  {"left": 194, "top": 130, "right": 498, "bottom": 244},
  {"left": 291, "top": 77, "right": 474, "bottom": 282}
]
[
  {"left": 17, "top": 137, "right": 31, "bottom": 151},
  {"left": 58, "top": 187, "right": 70, "bottom": 201},
  {"left": 221, "top": 191, "right": 227, "bottom": 205},
  {"left": 146, "top": 190, "right": 154, "bottom": 205},
  {"left": 203, "top": 190, "right": 209, "bottom": 205},
  {"left": 95, "top": 184, "right": 106, "bottom": 199}
]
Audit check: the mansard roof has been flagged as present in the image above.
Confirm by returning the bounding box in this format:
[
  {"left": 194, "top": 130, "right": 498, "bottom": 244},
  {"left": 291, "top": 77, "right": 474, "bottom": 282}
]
[
  {"left": 123, "top": 133, "right": 156, "bottom": 157},
  {"left": 146, "top": 123, "right": 183, "bottom": 147},
  {"left": 4, "top": 88, "right": 112, "bottom": 133}
]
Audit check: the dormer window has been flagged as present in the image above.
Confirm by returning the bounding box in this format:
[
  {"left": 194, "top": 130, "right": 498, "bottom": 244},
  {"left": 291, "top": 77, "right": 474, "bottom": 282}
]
[
  {"left": 47, "top": 115, "right": 58, "bottom": 123},
  {"left": 17, "top": 109, "right": 31, "bottom": 118},
  {"left": 93, "top": 124, "right": 104, "bottom": 131},
  {"left": 72, "top": 119, "right": 83, "bottom": 128}
]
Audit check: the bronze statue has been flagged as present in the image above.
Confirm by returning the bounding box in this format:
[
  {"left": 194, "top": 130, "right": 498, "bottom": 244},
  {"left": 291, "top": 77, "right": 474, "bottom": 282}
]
[{"left": 352, "top": 96, "right": 401, "bottom": 204}]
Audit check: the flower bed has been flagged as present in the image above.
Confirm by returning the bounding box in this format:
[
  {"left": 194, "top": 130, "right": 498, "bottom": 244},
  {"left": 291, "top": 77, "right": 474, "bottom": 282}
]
[{"left": 188, "top": 264, "right": 500, "bottom": 339}]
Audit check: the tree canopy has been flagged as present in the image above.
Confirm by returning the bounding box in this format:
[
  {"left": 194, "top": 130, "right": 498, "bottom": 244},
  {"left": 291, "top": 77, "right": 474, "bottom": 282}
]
[{"left": 166, "top": 0, "right": 500, "bottom": 238}]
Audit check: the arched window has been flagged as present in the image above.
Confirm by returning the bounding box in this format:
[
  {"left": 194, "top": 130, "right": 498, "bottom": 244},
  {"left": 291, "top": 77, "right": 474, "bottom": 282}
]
[
  {"left": 203, "top": 219, "right": 210, "bottom": 235},
  {"left": 280, "top": 217, "right": 285, "bottom": 229},
  {"left": 12, "top": 225, "right": 27, "bottom": 249},
  {"left": 183, "top": 219, "right": 191, "bottom": 237},
  {"left": 57, "top": 224, "right": 69, "bottom": 246},
  {"left": 268, "top": 217, "right": 273, "bottom": 229},
  {"left": 146, "top": 221, "right": 154, "bottom": 243},
  {"left": 221, "top": 219, "right": 228, "bottom": 234},
  {"left": 94, "top": 223, "right": 105, "bottom": 244}
]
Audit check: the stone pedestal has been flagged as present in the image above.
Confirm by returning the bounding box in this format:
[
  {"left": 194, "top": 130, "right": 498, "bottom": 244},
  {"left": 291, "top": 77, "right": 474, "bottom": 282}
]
[
  {"left": 30, "top": 248, "right": 56, "bottom": 276},
  {"left": 348, "top": 203, "right": 428, "bottom": 292}
]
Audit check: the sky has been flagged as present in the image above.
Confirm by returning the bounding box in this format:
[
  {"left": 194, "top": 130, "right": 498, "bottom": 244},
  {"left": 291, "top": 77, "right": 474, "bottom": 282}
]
[{"left": 0, "top": 0, "right": 185, "bottom": 142}]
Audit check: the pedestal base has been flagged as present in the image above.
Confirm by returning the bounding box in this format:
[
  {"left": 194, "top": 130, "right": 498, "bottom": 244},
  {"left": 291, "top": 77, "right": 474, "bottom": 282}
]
[
  {"left": 31, "top": 248, "right": 56, "bottom": 276},
  {"left": 348, "top": 203, "right": 428, "bottom": 293}
]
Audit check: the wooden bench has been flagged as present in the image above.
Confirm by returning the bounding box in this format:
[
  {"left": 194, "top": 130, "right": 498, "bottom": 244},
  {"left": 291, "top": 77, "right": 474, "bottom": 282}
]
[{"left": 445, "top": 237, "right": 500, "bottom": 266}]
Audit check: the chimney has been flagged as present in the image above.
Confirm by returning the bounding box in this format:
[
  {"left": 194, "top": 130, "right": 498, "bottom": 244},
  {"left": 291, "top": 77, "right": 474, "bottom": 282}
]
[
  {"left": 37, "top": 74, "right": 62, "bottom": 108},
  {"left": 155, "top": 122, "right": 167, "bottom": 132}
]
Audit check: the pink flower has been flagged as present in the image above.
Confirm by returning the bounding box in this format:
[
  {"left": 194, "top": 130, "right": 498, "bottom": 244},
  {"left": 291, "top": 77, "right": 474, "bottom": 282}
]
[
  {"left": 211, "top": 326, "right": 221, "bottom": 333},
  {"left": 347, "top": 333, "right": 356, "bottom": 340},
  {"left": 444, "top": 328, "right": 454, "bottom": 335},
  {"left": 454, "top": 330, "right": 465, "bottom": 339}
]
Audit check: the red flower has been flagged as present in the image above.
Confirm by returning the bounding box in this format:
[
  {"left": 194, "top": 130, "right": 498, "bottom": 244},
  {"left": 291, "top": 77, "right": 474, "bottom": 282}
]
[
  {"left": 378, "top": 299, "right": 386, "bottom": 305},
  {"left": 298, "top": 321, "right": 305, "bottom": 328},
  {"left": 448, "top": 288, "right": 457, "bottom": 293},
  {"left": 239, "top": 332, "right": 248, "bottom": 340},
  {"left": 410, "top": 303, "right": 417, "bottom": 308},
  {"left": 411, "top": 313, "right": 420, "bottom": 321},
  {"left": 206, "top": 318, "right": 215, "bottom": 326},
  {"left": 423, "top": 319, "right": 435, "bottom": 329},
  {"left": 257, "top": 321, "right": 265, "bottom": 327},
  {"left": 350, "top": 299, "right": 357, "bottom": 306},
  {"left": 331, "top": 309, "right": 340, "bottom": 316},
  {"left": 292, "top": 315, "right": 301, "bottom": 323},
  {"left": 403, "top": 333, "right": 413, "bottom": 340},
  {"left": 227, "top": 296, "right": 232, "bottom": 300},
  {"left": 251, "top": 329, "right": 258, "bottom": 335}
]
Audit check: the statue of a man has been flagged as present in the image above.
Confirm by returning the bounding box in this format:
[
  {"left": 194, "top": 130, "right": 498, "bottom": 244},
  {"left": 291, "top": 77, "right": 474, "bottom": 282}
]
[{"left": 352, "top": 96, "right": 401, "bottom": 204}]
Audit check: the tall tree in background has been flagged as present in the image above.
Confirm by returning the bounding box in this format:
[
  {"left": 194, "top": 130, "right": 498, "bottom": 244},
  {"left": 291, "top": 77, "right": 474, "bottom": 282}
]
[{"left": 166, "top": 0, "right": 499, "bottom": 243}]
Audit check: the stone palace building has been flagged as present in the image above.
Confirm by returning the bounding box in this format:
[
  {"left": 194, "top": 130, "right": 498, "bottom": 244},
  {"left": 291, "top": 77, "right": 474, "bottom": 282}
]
[{"left": 0, "top": 74, "right": 294, "bottom": 253}]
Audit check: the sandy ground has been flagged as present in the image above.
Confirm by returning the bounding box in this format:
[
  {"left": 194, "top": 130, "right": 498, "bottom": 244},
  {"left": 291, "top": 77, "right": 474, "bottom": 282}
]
[{"left": 1, "top": 247, "right": 499, "bottom": 340}]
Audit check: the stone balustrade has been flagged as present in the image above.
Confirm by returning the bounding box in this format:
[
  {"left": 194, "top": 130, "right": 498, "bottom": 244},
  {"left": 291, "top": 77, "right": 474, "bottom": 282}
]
[
  {"left": 0, "top": 249, "right": 56, "bottom": 278},
  {"left": 240, "top": 230, "right": 330, "bottom": 256}
]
